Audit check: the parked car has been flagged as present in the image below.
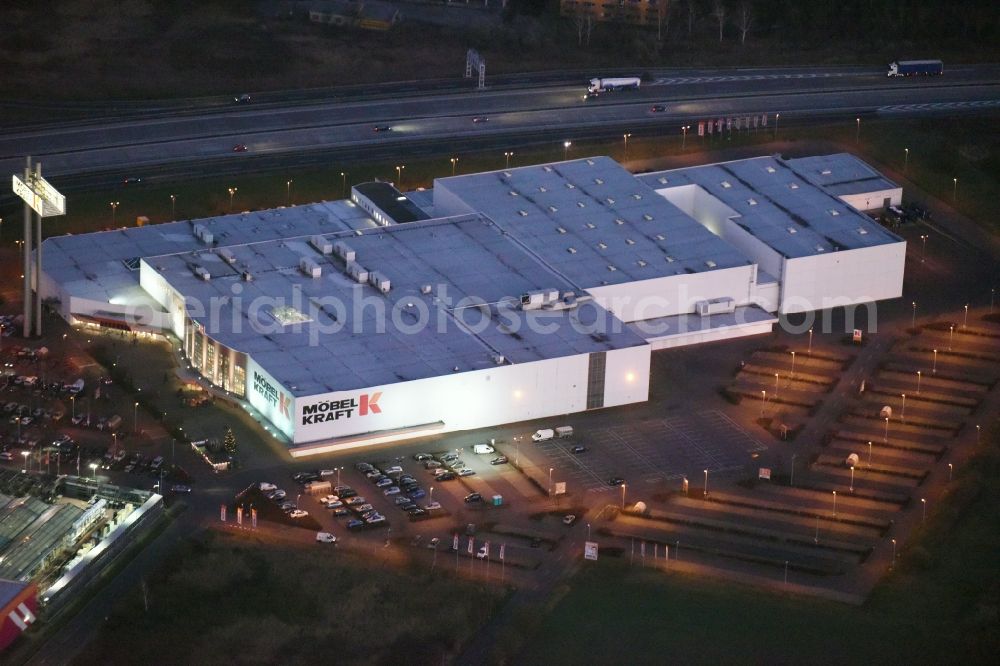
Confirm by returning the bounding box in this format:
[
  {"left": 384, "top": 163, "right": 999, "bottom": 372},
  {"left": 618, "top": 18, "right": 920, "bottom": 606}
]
[
  {"left": 457, "top": 468, "right": 476, "bottom": 477},
  {"left": 435, "top": 472, "right": 456, "bottom": 481},
  {"left": 316, "top": 532, "right": 337, "bottom": 543},
  {"left": 412, "top": 453, "right": 434, "bottom": 461},
  {"left": 464, "top": 492, "right": 483, "bottom": 503},
  {"left": 171, "top": 484, "right": 192, "bottom": 494},
  {"left": 476, "top": 545, "right": 489, "bottom": 559},
  {"left": 408, "top": 488, "right": 426, "bottom": 499},
  {"left": 490, "top": 456, "right": 508, "bottom": 465},
  {"left": 383, "top": 486, "right": 401, "bottom": 496},
  {"left": 259, "top": 482, "right": 277, "bottom": 492},
  {"left": 424, "top": 501, "right": 442, "bottom": 511},
  {"left": 563, "top": 514, "right": 577, "bottom": 526},
  {"left": 571, "top": 446, "right": 587, "bottom": 454},
  {"left": 375, "top": 477, "right": 394, "bottom": 488},
  {"left": 355, "top": 462, "right": 375, "bottom": 472},
  {"left": 424, "top": 460, "right": 442, "bottom": 469},
  {"left": 347, "top": 519, "right": 365, "bottom": 530},
  {"left": 339, "top": 488, "right": 359, "bottom": 499},
  {"left": 333, "top": 508, "right": 350, "bottom": 516},
  {"left": 345, "top": 496, "right": 367, "bottom": 505},
  {"left": 320, "top": 494, "right": 339, "bottom": 504},
  {"left": 608, "top": 477, "right": 626, "bottom": 487},
  {"left": 289, "top": 509, "right": 309, "bottom": 519}
]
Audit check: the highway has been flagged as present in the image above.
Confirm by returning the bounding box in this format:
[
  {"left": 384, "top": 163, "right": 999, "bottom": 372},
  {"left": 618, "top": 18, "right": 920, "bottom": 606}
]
[{"left": 1, "top": 64, "right": 999, "bottom": 189}]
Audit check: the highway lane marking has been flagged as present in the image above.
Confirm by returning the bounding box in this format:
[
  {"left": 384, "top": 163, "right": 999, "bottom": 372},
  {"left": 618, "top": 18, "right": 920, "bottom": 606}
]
[{"left": 878, "top": 99, "right": 1000, "bottom": 112}]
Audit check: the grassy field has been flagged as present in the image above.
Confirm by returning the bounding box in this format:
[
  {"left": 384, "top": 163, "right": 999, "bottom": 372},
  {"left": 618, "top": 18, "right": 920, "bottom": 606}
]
[
  {"left": 71, "top": 530, "right": 506, "bottom": 665},
  {"left": 516, "top": 429, "right": 1000, "bottom": 665}
]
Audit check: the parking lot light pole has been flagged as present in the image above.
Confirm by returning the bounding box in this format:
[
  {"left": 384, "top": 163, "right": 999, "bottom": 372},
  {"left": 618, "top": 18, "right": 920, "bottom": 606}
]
[
  {"left": 760, "top": 390, "right": 766, "bottom": 417},
  {"left": 868, "top": 441, "right": 873, "bottom": 468},
  {"left": 335, "top": 466, "right": 343, "bottom": 487},
  {"left": 948, "top": 463, "right": 953, "bottom": 482},
  {"left": 170, "top": 194, "right": 176, "bottom": 220},
  {"left": 964, "top": 304, "right": 969, "bottom": 328},
  {"left": 89, "top": 462, "right": 97, "bottom": 480},
  {"left": 22, "top": 450, "right": 29, "bottom": 474},
  {"left": 901, "top": 393, "right": 906, "bottom": 421},
  {"left": 920, "top": 234, "right": 928, "bottom": 261},
  {"left": 340, "top": 172, "right": 347, "bottom": 198},
  {"left": 949, "top": 325, "right": 954, "bottom": 350},
  {"left": 832, "top": 490, "right": 837, "bottom": 518},
  {"left": 621, "top": 483, "right": 627, "bottom": 509},
  {"left": 891, "top": 538, "right": 896, "bottom": 568},
  {"left": 976, "top": 424, "right": 981, "bottom": 445},
  {"left": 917, "top": 370, "right": 922, "bottom": 394},
  {"left": 790, "top": 351, "right": 796, "bottom": 379},
  {"left": 774, "top": 373, "right": 779, "bottom": 398},
  {"left": 134, "top": 401, "right": 139, "bottom": 434},
  {"left": 884, "top": 417, "right": 890, "bottom": 443},
  {"left": 450, "top": 157, "right": 458, "bottom": 176},
  {"left": 703, "top": 469, "right": 709, "bottom": 497},
  {"left": 587, "top": 523, "right": 591, "bottom": 540},
  {"left": 904, "top": 147, "right": 909, "bottom": 172},
  {"left": 808, "top": 328, "right": 813, "bottom": 355},
  {"left": 850, "top": 466, "right": 855, "bottom": 493},
  {"left": 933, "top": 349, "right": 938, "bottom": 374},
  {"left": 789, "top": 454, "right": 796, "bottom": 487},
  {"left": 429, "top": 486, "right": 434, "bottom": 504},
  {"left": 548, "top": 467, "right": 553, "bottom": 496},
  {"left": 504, "top": 151, "right": 513, "bottom": 169},
  {"left": 921, "top": 498, "right": 926, "bottom": 523},
  {"left": 911, "top": 301, "right": 916, "bottom": 328},
  {"left": 563, "top": 141, "right": 571, "bottom": 160},
  {"left": 70, "top": 395, "right": 75, "bottom": 420}
]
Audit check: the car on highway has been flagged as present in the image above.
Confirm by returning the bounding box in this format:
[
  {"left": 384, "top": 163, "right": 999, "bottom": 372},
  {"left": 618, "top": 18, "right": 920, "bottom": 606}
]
[
  {"left": 464, "top": 492, "right": 483, "bottom": 504},
  {"left": 171, "top": 484, "right": 192, "bottom": 494},
  {"left": 650, "top": 104, "right": 666, "bottom": 112},
  {"left": 233, "top": 144, "right": 248, "bottom": 152},
  {"left": 373, "top": 124, "right": 392, "bottom": 132},
  {"left": 608, "top": 477, "right": 626, "bottom": 487},
  {"left": 316, "top": 532, "right": 337, "bottom": 543},
  {"left": 472, "top": 116, "right": 489, "bottom": 123},
  {"left": 122, "top": 176, "right": 143, "bottom": 185},
  {"left": 234, "top": 94, "right": 252, "bottom": 104},
  {"left": 571, "top": 445, "right": 587, "bottom": 454},
  {"left": 490, "top": 456, "right": 508, "bottom": 465}
]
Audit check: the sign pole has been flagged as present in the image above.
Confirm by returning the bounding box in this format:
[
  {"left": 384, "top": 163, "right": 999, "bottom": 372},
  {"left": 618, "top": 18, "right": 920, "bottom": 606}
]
[
  {"left": 23, "top": 157, "right": 32, "bottom": 338},
  {"left": 34, "top": 162, "right": 43, "bottom": 336}
]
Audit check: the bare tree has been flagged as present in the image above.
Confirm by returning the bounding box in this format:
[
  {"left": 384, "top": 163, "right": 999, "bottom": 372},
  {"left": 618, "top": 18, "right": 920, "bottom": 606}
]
[
  {"left": 656, "top": 0, "right": 673, "bottom": 42},
  {"left": 685, "top": 0, "right": 697, "bottom": 37},
  {"left": 573, "top": 11, "right": 586, "bottom": 46},
  {"left": 711, "top": 0, "right": 726, "bottom": 42},
  {"left": 736, "top": 1, "right": 753, "bottom": 44}
]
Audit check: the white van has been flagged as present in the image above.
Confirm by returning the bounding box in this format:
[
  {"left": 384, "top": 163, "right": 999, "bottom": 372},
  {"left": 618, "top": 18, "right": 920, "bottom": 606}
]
[{"left": 532, "top": 429, "right": 554, "bottom": 442}]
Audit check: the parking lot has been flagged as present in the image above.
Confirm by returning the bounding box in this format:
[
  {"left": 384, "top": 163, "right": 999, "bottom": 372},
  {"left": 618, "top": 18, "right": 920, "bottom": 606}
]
[{"left": 533, "top": 410, "right": 767, "bottom": 494}]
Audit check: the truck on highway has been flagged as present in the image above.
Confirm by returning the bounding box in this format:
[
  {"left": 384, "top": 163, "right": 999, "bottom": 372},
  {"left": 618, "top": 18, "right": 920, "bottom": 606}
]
[
  {"left": 887, "top": 60, "right": 943, "bottom": 77},
  {"left": 586, "top": 77, "right": 641, "bottom": 97}
]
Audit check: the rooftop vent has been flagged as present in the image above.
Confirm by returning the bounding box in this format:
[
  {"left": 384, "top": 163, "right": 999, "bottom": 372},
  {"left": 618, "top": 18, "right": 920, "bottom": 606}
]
[
  {"left": 557, "top": 226, "right": 567, "bottom": 234},
  {"left": 543, "top": 166, "right": 553, "bottom": 172},
  {"left": 632, "top": 193, "right": 643, "bottom": 200},
  {"left": 788, "top": 182, "right": 800, "bottom": 190},
  {"left": 637, "top": 259, "right": 647, "bottom": 267},
  {"left": 300, "top": 256, "right": 322, "bottom": 278},
  {"left": 548, "top": 206, "right": 558, "bottom": 213},
  {"left": 625, "top": 238, "right": 635, "bottom": 245},
  {"left": 192, "top": 266, "right": 211, "bottom": 281},
  {"left": 655, "top": 234, "right": 665, "bottom": 241},
  {"left": 658, "top": 177, "right": 668, "bottom": 184},
  {"left": 585, "top": 222, "right": 596, "bottom": 229},
  {"left": 420, "top": 284, "right": 432, "bottom": 294},
  {"left": 747, "top": 198, "right": 758, "bottom": 206},
  {"left": 567, "top": 247, "right": 577, "bottom": 254},
  {"left": 787, "top": 226, "right": 797, "bottom": 234},
  {"left": 816, "top": 245, "right": 826, "bottom": 252},
  {"left": 829, "top": 209, "right": 840, "bottom": 216},
  {"left": 598, "top": 242, "right": 608, "bottom": 250},
  {"left": 614, "top": 218, "right": 624, "bottom": 225},
  {"left": 346, "top": 262, "right": 369, "bottom": 284},
  {"left": 594, "top": 178, "right": 604, "bottom": 185},
  {"left": 705, "top": 260, "right": 717, "bottom": 268},
  {"left": 217, "top": 248, "right": 236, "bottom": 264},
  {"left": 518, "top": 210, "right": 528, "bottom": 217},
  {"left": 566, "top": 183, "right": 575, "bottom": 189},
  {"left": 539, "top": 186, "right": 547, "bottom": 193},
  {"left": 586, "top": 159, "right": 595, "bottom": 166},
  {"left": 821, "top": 169, "right": 832, "bottom": 175},
  {"left": 369, "top": 271, "right": 391, "bottom": 294},
  {"left": 606, "top": 198, "right": 616, "bottom": 205},
  {"left": 607, "top": 265, "right": 617, "bottom": 272},
  {"left": 857, "top": 227, "right": 869, "bottom": 235},
  {"left": 192, "top": 224, "right": 213, "bottom": 244},
  {"left": 643, "top": 214, "right": 654, "bottom": 221},
  {"left": 509, "top": 190, "right": 519, "bottom": 197},
  {"left": 665, "top": 255, "right": 675, "bottom": 263},
  {"left": 503, "top": 171, "right": 512, "bottom": 178},
  {"left": 766, "top": 166, "right": 776, "bottom": 173},
  {"left": 242, "top": 271, "right": 253, "bottom": 282},
  {"left": 310, "top": 235, "right": 333, "bottom": 254},
  {"left": 721, "top": 181, "right": 732, "bottom": 189},
  {"left": 576, "top": 201, "right": 586, "bottom": 208}
]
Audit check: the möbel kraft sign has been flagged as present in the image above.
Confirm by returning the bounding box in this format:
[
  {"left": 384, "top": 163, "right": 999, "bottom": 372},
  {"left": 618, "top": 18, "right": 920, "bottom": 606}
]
[
  {"left": 252, "top": 370, "right": 291, "bottom": 417},
  {"left": 301, "top": 392, "right": 382, "bottom": 425}
]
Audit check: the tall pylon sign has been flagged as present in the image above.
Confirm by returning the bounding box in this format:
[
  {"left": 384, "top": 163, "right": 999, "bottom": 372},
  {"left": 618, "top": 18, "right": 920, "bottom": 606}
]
[{"left": 12, "top": 157, "right": 65, "bottom": 337}]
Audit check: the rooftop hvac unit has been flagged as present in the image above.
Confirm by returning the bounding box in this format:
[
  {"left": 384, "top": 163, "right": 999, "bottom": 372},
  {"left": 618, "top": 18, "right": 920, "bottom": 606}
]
[
  {"left": 695, "top": 297, "right": 735, "bottom": 317},
  {"left": 242, "top": 271, "right": 254, "bottom": 282},
  {"left": 310, "top": 235, "right": 333, "bottom": 254},
  {"left": 192, "top": 224, "right": 213, "bottom": 244},
  {"left": 346, "top": 262, "right": 369, "bottom": 284},
  {"left": 299, "top": 257, "right": 322, "bottom": 278},
  {"left": 520, "top": 288, "right": 560, "bottom": 310},
  {"left": 420, "top": 284, "right": 432, "bottom": 295},
  {"left": 493, "top": 355, "right": 506, "bottom": 365},
  {"left": 369, "top": 271, "right": 391, "bottom": 294},
  {"left": 217, "top": 248, "right": 236, "bottom": 264},
  {"left": 192, "top": 266, "right": 211, "bottom": 281},
  {"left": 334, "top": 240, "right": 356, "bottom": 262}
]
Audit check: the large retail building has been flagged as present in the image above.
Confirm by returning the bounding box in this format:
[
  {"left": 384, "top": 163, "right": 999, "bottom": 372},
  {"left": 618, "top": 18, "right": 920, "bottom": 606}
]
[{"left": 40, "top": 154, "right": 905, "bottom": 456}]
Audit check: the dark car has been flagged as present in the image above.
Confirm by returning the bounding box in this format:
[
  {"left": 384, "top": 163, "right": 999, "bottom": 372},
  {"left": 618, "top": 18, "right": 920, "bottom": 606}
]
[
  {"left": 490, "top": 455, "right": 508, "bottom": 465},
  {"left": 233, "top": 144, "right": 248, "bottom": 152},
  {"left": 355, "top": 462, "right": 375, "bottom": 472},
  {"left": 650, "top": 104, "right": 666, "bottom": 112},
  {"left": 435, "top": 472, "right": 456, "bottom": 481},
  {"left": 294, "top": 471, "right": 320, "bottom": 483},
  {"left": 408, "top": 488, "right": 426, "bottom": 499},
  {"left": 464, "top": 492, "right": 483, "bottom": 503},
  {"left": 122, "top": 176, "right": 143, "bottom": 185},
  {"left": 373, "top": 125, "right": 392, "bottom": 132},
  {"left": 608, "top": 477, "right": 626, "bottom": 487},
  {"left": 472, "top": 116, "right": 489, "bottom": 123},
  {"left": 412, "top": 453, "right": 433, "bottom": 461},
  {"left": 234, "top": 94, "right": 252, "bottom": 104},
  {"left": 347, "top": 519, "right": 365, "bottom": 530},
  {"left": 339, "top": 488, "right": 359, "bottom": 499},
  {"left": 571, "top": 446, "right": 587, "bottom": 454}
]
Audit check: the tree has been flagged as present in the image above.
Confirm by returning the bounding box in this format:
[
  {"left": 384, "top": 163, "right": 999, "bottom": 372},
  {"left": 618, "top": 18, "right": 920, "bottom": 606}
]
[
  {"left": 685, "top": 0, "right": 697, "bottom": 37},
  {"left": 223, "top": 427, "right": 237, "bottom": 456},
  {"left": 656, "top": 0, "right": 673, "bottom": 42},
  {"left": 711, "top": 0, "right": 726, "bottom": 42},
  {"left": 736, "top": 1, "right": 753, "bottom": 44}
]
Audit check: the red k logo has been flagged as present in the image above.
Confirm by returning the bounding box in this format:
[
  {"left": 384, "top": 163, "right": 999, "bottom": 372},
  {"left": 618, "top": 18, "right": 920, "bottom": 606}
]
[
  {"left": 360, "top": 392, "right": 382, "bottom": 415},
  {"left": 278, "top": 392, "right": 291, "bottom": 418}
]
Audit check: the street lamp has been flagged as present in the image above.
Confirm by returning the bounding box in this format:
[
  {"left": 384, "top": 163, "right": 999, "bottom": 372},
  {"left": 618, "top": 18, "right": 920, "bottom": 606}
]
[
  {"left": 22, "top": 450, "right": 29, "bottom": 474},
  {"left": 504, "top": 151, "right": 514, "bottom": 169},
  {"left": 832, "top": 490, "right": 837, "bottom": 518},
  {"left": 921, "top": 497, "right": 926, "bottom": 522},
  {"left": 340, "top": 171, "right": 347, "bottom": 198},
  {"left": 110, "top": 201, "right": 120, "bottom": 225},
  {"left": 901, "top": 393, "right": 906, "bottom": 421},
  {"left": 916, "top": 370, "right": 922, "bottom": 394},
  {"left": 395, "top": 165, "right": 405, "bottom": 189},
  {"left": 911, "top": 301, "right": 916, "bottom": 328},
  {"left": 790, "top": 351, "right": 796, "bottom": 379},
  {"left": 621, "top": 482, "right": 627, "bottom": 509},
  {"left": 227, "top": 187, "right": 237, "bottom": 213},
  {"left": 170, "top": 194, "right": 176, "bottom": 220},
  {"left": 89, "top": 462, "right": 98, "bottom": 480},
  {"left": 933, "top": 348, "right": 938, "bottom": 373},
  {"left": 703, "top": 469, "right": 709, "bottom": 497},
  {"left": 563, "top": 141, "right": 571, "bottom": 160},
  {"left": 429, "top": 486, "right": 434, "bottom": 504},
  {"left": 855, "top": 117, "right": 860, "bottom": 144},
  {"left": 849, "top": 465, "right": 854, "bottom": 493},
  {"left": 963, "top": 304, "right": 969, "bottom": 328},
  {"left": 450, "top": 157, "right": 458, "bottom": 176},
  {"left": 808, "top": 328, "right": 813, "bottom": 355},
  {"left": 904, "top": 147, "right": 909, "bottom": 172},
  {"left": 681, "top": 125, "right": 690, "bottom": 150},
  {"left": 134, "top": 401, "right": 139, "bottom": 434},
  {"left": 623, "top": 133, "right": 631, "bottom": 160},
  {"left": 286, "top": 179, "right": 293, "bottom": 206}
]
